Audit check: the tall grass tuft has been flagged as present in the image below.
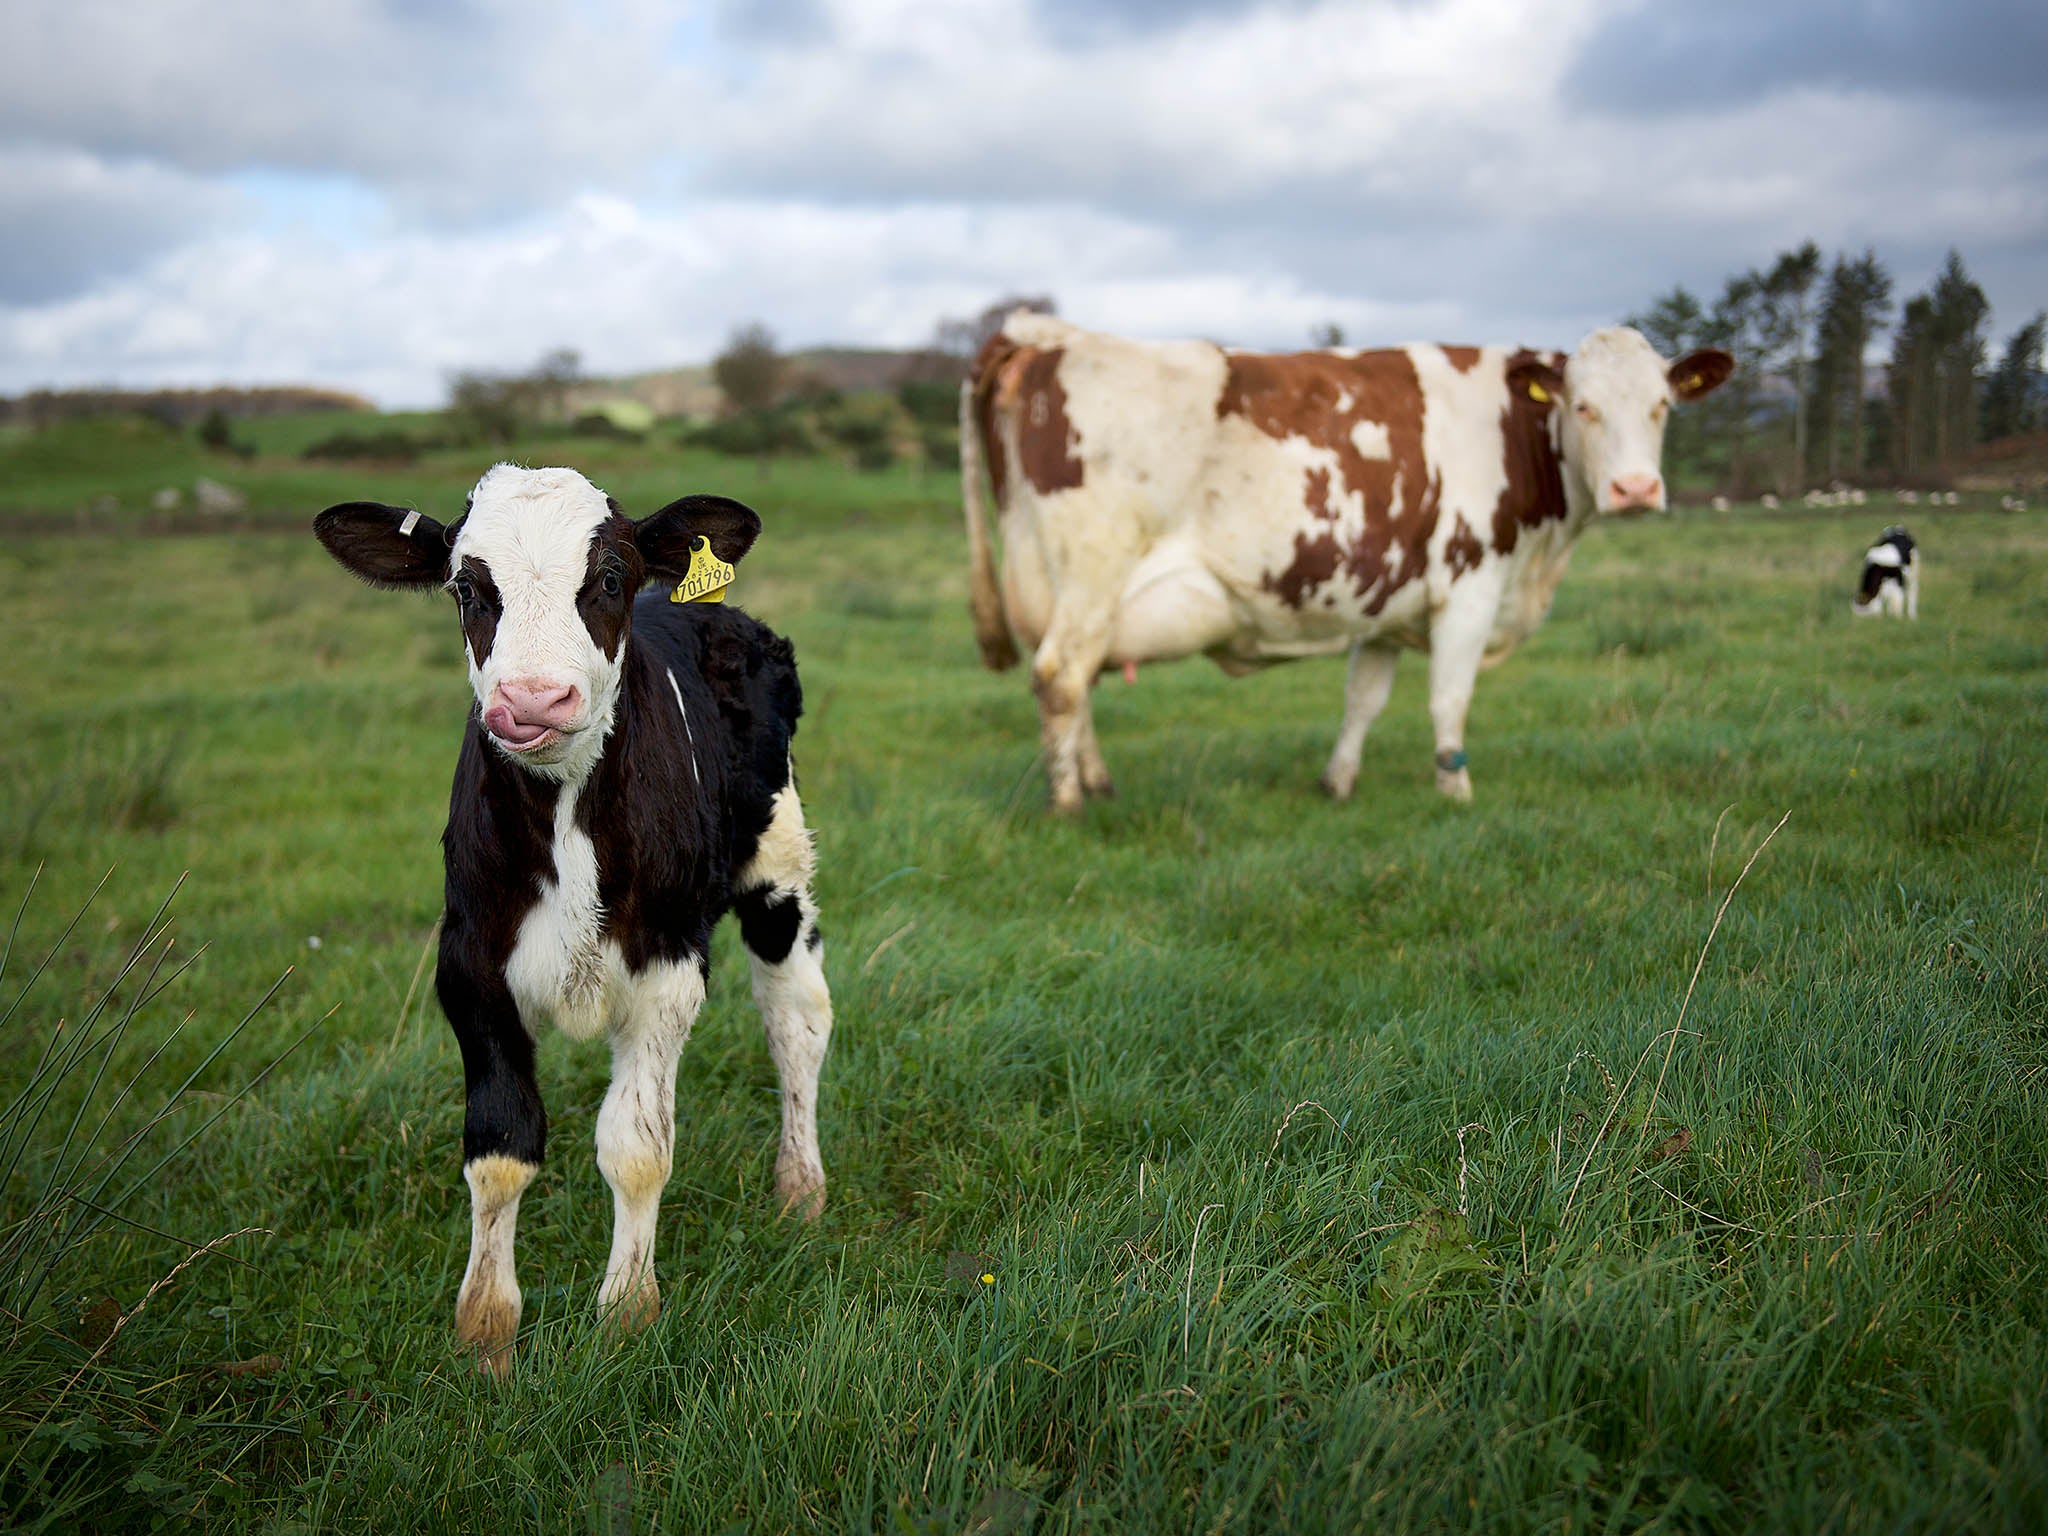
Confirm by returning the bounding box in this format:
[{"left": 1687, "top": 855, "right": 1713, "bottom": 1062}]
[
  {"left": 0, "top": 870, "right": 310, "bottom": 1532},
  {"left": 1902, "top": 736, "right": 2027, "bottom": 844}
]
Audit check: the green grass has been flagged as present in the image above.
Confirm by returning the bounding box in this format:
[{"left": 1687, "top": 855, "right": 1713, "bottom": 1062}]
[{"left": 0, "top": 430, "right": 2044, "bottom": 1532}]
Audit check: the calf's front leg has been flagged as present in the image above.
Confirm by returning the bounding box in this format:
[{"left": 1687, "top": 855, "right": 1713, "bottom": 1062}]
[{"left": 441, "top": 960, "right": 546, "bottom": 1379}]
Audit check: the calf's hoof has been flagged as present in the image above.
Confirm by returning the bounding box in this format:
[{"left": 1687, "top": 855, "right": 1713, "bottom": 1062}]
[
  {"left": 455, "top": 1289, "right": 520, "bottom": 1381},
  {"left": 598, "top": 1275, "right": 661, "bottom": 1338}
]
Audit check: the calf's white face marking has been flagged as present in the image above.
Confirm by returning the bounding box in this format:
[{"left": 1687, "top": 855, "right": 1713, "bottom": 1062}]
[{"left": 451, "top": 465, "right": 625, "bottom": 784}]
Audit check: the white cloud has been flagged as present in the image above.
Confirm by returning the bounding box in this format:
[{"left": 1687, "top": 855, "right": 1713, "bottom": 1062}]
[{"left": 0, "top": 0, "right": 2043, "bottom": 399}]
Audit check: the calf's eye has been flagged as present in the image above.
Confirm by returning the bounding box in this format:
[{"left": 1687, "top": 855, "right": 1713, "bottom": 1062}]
[
  {"left": 601, "top": 570, "right": 622, "bottom": 598},
  {"left": 453, "top": 576, "right": 476, "bottom": 606}
]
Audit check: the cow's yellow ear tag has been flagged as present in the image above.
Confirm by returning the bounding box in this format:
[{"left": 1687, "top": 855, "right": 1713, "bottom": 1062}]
[
  {"left": 1526, "top": 381, "right": 1551, "bottom": 404},
  {"left": 670, "top": 536, "right": 735, "bottom": 603}
]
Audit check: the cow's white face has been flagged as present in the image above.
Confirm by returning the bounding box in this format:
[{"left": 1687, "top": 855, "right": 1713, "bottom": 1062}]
[
  {"left": 1535, "top": 327, "right": 1733, "bottom": 516},
  {"left": 449, "top": 465, "right": 630, "bottom": 783}
]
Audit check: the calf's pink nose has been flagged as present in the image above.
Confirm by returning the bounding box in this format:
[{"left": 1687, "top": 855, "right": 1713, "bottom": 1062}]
[
  {"left": 486, "top": 679, "right": 581, "bottom": 741},
  {"left": 1608, "top": 474, "right": 1663, "bottom": 511}
]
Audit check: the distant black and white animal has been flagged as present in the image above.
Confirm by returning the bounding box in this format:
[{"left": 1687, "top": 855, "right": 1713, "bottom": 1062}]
[
  {"left": 1853, "top": 525, "right": 1919, "bottom": 619},
  {"left": 315, "top": 464, "right": 833, "bottom": 1375}
]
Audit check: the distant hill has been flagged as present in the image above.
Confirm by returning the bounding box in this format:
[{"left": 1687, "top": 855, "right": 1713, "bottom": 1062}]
[
  {"left": 563, "top": 346, "right": 959, "bottom": 423},
  {"left": 0, "top": 384, "right": 374, "bottom": 429}
]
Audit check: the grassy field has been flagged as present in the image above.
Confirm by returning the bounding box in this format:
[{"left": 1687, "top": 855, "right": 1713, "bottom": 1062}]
[{"left": 1, "top": 427, "right": 2045, "bottom": 1533}]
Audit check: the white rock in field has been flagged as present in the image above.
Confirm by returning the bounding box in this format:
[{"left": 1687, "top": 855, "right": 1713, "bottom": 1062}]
[
  {"left": 1760, "top": 493, "right": 1780, "bottom": 509},
  {"left": 194, "top": 477, "right": 247, "bottom": 516},
  {"left": 1710, "top": 495, "right": 1730, "bottom": 512},
  {"left": 151, "top": 487, "right": 182, "bottom": 513}
]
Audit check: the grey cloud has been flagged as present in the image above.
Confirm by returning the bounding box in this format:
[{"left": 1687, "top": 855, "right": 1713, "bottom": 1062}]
[
  {"left": 1569, "top": 0, "right": 2048, "bottom": 114},
  {"left": 0, "top": 148, "right": 236, "bottom": 302},
  {"left": 0, "top": 0, "right": 682, "bottom": 219}
]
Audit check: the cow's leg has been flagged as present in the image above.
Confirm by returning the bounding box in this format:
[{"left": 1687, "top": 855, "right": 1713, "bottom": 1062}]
[
  {"left": 595, "top": 957, "right": 703, "bottom": 1333},
  {"left": 1075, "top": 698, "right": 1116, "bottom": 800},
  {"left": 1426, "top": 580, "right": 1502, "bottom": 802},
  {"left": 1906, "top": 568, "right": 1919, "bottom": 620},
  {"left": 442, "top": 959, "right": 546, "bottom": 1379},
  {"left": 734, "top": 782, "right": 832, "bottom": 1218},
  {"left": 1320, "top": 643, "right": 1400, "bottom": 800},
  {"left": 1032, "top": 595, "right": 1126, "bottom": 816}
]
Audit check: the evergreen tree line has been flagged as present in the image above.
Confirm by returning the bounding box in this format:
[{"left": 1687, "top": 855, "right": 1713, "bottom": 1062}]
[{"left": 1630, "top": 246, "right": 2045, "bottom": 492}]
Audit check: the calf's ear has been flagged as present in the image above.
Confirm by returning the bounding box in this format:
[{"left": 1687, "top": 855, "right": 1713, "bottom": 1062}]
[
  {"left": 1669, "top": 349, "right": 1735, "bottom": 401},
  {"left": 634, "top": 494, "right": 763, "bottom": 577},
  {"left": 315, "top": 502, "right": 452, "bottom": 589}
]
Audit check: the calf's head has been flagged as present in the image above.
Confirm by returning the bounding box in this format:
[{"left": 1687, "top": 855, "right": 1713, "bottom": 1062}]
[
  {"left": 316, "top": 464, "right": 759, "bottom": 781},
  {"left": 1510, "top": 327, "right": 1733, "bottom": 517}
]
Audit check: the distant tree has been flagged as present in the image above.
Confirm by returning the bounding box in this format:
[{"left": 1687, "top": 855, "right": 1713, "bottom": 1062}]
[
  {"left": 1887, "top": 293, "right": 1936, "bottom": 475},
  {"left": 530, "top": 347, "right": 581, "bottom": 423},
  {"left": 1981, "top": 312, "right": 2046, "bottom": 442},
  {"left": 1756, "top": 241, "right": 1823, "bottom": 474},
  {"left": 1309, "top": 321, "right": 1346, "bottom": 349},
  {"left": 1699, "top": 272, "right": 1768, "bottom": 490},
  {"left": 1627, "top": 286, "right": 1706, "bottom": 360},
  {"left": 1928, "top": 251, "right": 1989, "bottom": 465},
  {"left": 1811, "top": 251, "right": 1892, "bottom": 478},
  {"left": 713, "top": 323, "right": 786, "bottom": 414},
  {"left": 933, "top": 295, "right": 1057, "bottom": 360}
]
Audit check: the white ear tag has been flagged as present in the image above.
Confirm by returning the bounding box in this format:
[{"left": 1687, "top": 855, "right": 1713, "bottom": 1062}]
[{"left": 399, "top": 510, "right": 421, "bottom": 536}]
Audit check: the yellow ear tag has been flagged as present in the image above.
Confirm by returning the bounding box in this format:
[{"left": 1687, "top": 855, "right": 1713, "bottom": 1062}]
[
  {"left": 1527, "top": 381, "right": 1551, "bottom": 404},
  {"left": 670, "top": 536, "right": 735, "bottom": 604}
]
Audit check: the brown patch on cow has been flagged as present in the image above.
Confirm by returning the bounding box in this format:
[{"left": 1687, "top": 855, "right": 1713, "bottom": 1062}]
[
  {"left": 1441, "top": 345, "right": 1482, "bottom": 374},
  {"left": 969, "top": 334, "right": 1084, "bottom": 499},
  {"left": 1445, "top": 514, "right": 1484, "bottom": 578},
  {"left": 1492, "top": 349, "right": 1570, "bottom": 557},
  {"left": 1013, "top": 349, "right": 1084, "bottom": 495},
  {"left": 969, "top": 332, "right": 1017, "bottom": 505},
  {"left": 1218, "top": 348, "right": 1440, "bottom": 613}
]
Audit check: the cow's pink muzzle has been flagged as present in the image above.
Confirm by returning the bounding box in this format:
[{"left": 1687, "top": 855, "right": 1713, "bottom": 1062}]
[
  {"left": 484, "top": 680, "right": 582, "bottom": 751},
  {"left": 1604, "top": 474, "right": 1665, "bottom": 514}
]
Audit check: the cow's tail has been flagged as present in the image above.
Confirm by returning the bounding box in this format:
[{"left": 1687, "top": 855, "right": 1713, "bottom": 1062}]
[{"left": 960, "top": 372, "right": 1019, "bottom": 671}]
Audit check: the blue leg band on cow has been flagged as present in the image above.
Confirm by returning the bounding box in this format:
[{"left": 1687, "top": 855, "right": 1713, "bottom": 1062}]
[{"left": 1436, "top": 749, "right": 1470, "bottom": 773}]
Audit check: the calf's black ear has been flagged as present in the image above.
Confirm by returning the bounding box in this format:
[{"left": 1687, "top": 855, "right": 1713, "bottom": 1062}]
[
  {"left": 315, "top": 502, "right": 452, "bottom": 589},
  {"left": 634, "top": 494, "right": 763, "bottom": 577}
]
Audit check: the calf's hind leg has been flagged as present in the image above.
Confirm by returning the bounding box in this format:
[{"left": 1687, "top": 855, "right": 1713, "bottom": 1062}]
[{"left": 734, "top": 782, "right": 833, "bottom": 1217}]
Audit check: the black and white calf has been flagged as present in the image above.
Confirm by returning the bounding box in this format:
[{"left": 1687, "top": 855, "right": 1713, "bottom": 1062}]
[
  {"left": 315, "top": 464, "right": 832, "bottom": 1375},
  {"left": 1853, "top": 525, "right": 1919, "bottom": 619}
]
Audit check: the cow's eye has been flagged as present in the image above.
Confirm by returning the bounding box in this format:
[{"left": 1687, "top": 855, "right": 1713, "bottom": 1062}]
[
  {"left": 453, "top": 576, "right": 476, "bottom": 606},
  {"left": 1576, "top": 403, "right": 1601, "bottom": 424},
  {"left": 601, "top": 569, "right": 622, "bottom": 598}
]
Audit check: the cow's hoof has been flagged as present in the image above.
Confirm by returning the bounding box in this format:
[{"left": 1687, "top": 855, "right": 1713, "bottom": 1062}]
[
  {"left": 776, "top": 1159, "right": 827, "bottom": 1220},
  {"left": 1435, "top": 768, "right": 1473, "bottom": 802},
  {"left": 1319, "top": 769, "right": 1356, "bottom": 801},
  {"left": 1083, "top": 777, "right": 1117, "bottom": 801},
  {"left": 1048, "top": 790, "right": 1087, "bottom": 818}
]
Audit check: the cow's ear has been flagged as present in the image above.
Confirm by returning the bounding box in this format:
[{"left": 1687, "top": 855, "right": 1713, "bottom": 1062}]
[
  {"left": 314, "top": 502, "right": 452, "bottom": 589},
  {"left": 1507, "top": 356, "right": 1566, "bottom": 409},
  {"left": 1669, "top": 348, "right": 1735, "bottom": 401},
  {"left": 633, "top": 494, "right": 763, "bottom": 577}
]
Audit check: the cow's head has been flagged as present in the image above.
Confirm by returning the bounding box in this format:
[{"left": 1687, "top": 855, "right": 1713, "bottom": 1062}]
[
  {"left": 316, "top": 465, "right": 760, "bottom": 781},
  {"left": 1509, "top": 328, "right": 1733, "bottom": 517}
]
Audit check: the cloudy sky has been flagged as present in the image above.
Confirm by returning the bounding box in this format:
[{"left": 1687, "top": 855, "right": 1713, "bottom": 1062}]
[{"left": 4, "top": 0, "right": 2044, "bottom": 406}]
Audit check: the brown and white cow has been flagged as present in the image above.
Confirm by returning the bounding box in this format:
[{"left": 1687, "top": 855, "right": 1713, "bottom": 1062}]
[{"left": 961, "top": 314, "right": 1732, "bottom": 813}]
